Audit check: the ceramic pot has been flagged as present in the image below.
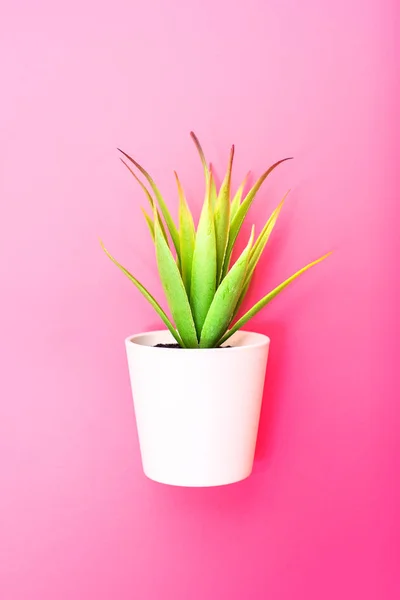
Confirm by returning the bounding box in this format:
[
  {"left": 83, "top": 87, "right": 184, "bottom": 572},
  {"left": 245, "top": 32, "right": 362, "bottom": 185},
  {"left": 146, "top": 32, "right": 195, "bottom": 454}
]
[{"left": 125, "top": 329, "right": 270, "bottom": 487}]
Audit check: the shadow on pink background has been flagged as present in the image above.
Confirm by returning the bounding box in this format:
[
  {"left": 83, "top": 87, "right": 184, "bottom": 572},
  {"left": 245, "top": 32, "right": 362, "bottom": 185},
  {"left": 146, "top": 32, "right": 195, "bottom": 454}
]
[{"left": 0, "top": 1, "right": 399, "bottom": 599}]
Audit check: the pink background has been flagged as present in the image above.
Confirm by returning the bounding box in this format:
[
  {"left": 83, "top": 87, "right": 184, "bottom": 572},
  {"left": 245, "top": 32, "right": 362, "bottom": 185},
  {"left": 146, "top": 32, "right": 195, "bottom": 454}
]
[{"left": 1, "top": 1, "right": 399, "bottom": 599}]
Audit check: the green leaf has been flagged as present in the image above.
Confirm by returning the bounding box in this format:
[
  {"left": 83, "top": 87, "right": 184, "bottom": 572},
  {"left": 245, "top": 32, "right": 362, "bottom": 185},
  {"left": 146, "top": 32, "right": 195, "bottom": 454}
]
[
  {"left": 244, "top": 191, "right": 289, "bottom": 289},
  {"left": 141, "top": 207, "right": 155, "bottom": 241},
  {"left": 232, "top": 192, "right": 287, "bottom": 319},
  {"left": 209, "top": 163, "right": 218, "bottom": 209},
  {"left": 200, "top": 227, "right": 255, "bottom": 348},
  {"left": 120, "top": 158, "right": 153, "bottom": 208},
  {"left": 118, "top": 148, "right": 180, "bottom": 258},
  {"left": 221, "top": 157, "right": 292, "bottom": 278},
  {"left": 100, "top": 240, "right": 184, "bottom": 346},
  {"left": 219, "top": 252, "right": 332, "bottom": 345},
  {"left": 231, "top": 279, "right": 251, "bottom": 320},
  {"left": 190, "top": 172, "right": 217, "bottom": 337},
  {"left": 175, "top": 171, "right": 196, "bottom": 296},
  {"left": 214, "top": 146, "right": 234, "bottom": 284},
  {"left": 190, "top": 131, "right": 208, "bottom": 182},
  {"left": 230, "top": 171, "right": 250, "bottom": 222},
  {"left": 120, "top": 157, "right": 169, "bottom": 245},
  {"left": 154, "top": 212, "right": 199, "bottom": 348},
  {"left": 229, "top": 193, "right": 287, "bottom": 319}
]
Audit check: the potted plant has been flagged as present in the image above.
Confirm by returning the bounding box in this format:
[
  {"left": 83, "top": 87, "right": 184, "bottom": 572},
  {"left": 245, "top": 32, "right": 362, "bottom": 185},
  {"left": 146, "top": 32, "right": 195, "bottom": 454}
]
[{"left": 101, "top": 132, "right": 330, "bottom": 487}]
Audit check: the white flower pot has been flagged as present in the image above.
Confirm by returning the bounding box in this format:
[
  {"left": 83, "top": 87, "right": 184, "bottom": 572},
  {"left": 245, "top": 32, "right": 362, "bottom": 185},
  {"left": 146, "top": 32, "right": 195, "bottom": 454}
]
[{"left": 125, "top": 329, "right": 270, "bottom": 487}]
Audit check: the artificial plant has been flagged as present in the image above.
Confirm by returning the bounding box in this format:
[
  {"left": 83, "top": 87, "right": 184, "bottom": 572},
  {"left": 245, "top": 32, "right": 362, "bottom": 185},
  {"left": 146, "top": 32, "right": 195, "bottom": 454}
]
[{"left": 101, "top": 133, "right": 329, "bottom": 348}]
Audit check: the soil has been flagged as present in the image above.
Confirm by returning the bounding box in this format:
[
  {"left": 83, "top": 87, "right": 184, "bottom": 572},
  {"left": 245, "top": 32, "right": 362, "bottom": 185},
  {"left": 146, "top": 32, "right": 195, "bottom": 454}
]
[{"left": 154, "top": 343, "right": 232, "bottom": 349}]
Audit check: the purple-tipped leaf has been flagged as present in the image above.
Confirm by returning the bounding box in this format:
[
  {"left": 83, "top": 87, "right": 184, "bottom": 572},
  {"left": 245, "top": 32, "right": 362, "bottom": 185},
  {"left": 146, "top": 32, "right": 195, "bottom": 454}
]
[
  {"left": 221, "top": 157, "right": 292, "bottom": 278},
  {"left": 118, "top": 148, "right": 180, "bottom": 258}
]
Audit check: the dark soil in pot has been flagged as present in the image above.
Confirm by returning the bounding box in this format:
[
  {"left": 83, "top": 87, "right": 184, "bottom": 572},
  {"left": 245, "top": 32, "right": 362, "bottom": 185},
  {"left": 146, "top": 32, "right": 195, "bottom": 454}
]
[{"left": 154, "top": 343, "right": 232, "bottom": 349}]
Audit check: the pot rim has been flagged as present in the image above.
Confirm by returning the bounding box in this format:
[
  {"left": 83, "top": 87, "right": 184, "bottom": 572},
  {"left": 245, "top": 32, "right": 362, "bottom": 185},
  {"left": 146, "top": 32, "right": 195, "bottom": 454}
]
[{"left": 125, "top": 329, "right": 270, "bottom": 352}]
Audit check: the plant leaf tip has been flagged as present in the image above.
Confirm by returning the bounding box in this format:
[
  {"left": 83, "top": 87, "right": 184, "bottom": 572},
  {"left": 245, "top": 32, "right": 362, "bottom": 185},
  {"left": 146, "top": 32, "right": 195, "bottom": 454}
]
[
  {"left": 312, "top": 251, "right": 333, "bottom": 265},
  {"left": 99, "top": 239, "right": 110, "bottom": 256}
]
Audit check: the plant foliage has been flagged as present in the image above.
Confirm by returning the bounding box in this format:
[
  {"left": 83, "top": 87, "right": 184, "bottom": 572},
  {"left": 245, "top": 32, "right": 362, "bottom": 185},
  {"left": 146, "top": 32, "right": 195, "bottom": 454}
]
[{"left": 101, "top": 133, "right": 330, "bottom": 348}]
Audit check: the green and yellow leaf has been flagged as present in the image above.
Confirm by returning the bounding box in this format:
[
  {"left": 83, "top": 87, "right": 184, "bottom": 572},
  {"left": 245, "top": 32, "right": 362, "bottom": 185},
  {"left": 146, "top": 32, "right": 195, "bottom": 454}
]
[
  {"left": 175, "top": 171, "right": 195, "bottom": 296},
  {"left": 118, "top": 148, "right": 180, "bottom": 258},
  {"left": 141, "top": 207, "right": 155, "bottom": 241},
  {"left": 230, "top": 171, "right": 250, "bottom": 222},
  {"left": 214, "top": 145, "right": 234, "bottom": 284},
  {"left": 190, "top": 172, "right": 217, "bottom": 337},
  {"left": 230, "top": 196, "right": 281, "bottom": 316},
  {"left": 200, "top": 227, "right": 255, "bottom": 348},
  {"left": 209, "top": 163, "right": 218, "bottom": 209},
  {"left": 154, "top": 212, "right": 198, "bottom": 348},
  {"left": 222, "top": 157, "right": 292, "bottom": 278},
  {"left": 219, "top": 252, "right": 332, "bottom": 345},
  {"left": 190, "top": 131, "right": 208, "bottom": 183},
  {"left": 244, "top": 190, "right": 289, "bottom": 289},
  {"left": 230, "top": 192, "right": 287, "bottom": 317},
  {"left": 100, "top": 240, "right": 184, "bottom": 346},
  {"left": 120, "top": 158, "right": 154, "bottom": 208},
  {"left": 120, "top": 157, "right": 169, "bottom": 245}
]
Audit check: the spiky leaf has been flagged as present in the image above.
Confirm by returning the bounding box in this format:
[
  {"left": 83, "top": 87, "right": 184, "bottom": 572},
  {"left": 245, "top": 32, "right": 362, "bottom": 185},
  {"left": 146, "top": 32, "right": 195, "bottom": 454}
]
[
  {"left": 209, "top": 163, "right": 218, "bottom": 209},
  {"left": 100, "top": 240, "right": 183, "bottom": 346},
  {"left": 175, "top": 171, "right": 195, "bottom": 296},
  {"left": 244, "top": 191, "right": 289, "bottom": 289},
  {"left": 230, "top": 193, "right": 284, "bottom": 316},
  {"left": 200, "top": 227, "right": 255, "bottom": 348},
  {"left": 219, "top": 252, "right": 332, "bottom": 345},
  {"left": 120, "top": 158, "right": 154, "bottom": 208},
  {"left": 190, "top": 173, "right": 217, "bottom": 337},
  {"left": 222, "top": 157, "right": 292, "bottom": 277},
  {"left": 230, "top": 172, "right": 250, "bottom": 222},
  {"left": 214, "top": 146, "right": 234, "bottom": 283},
  {"left": 121, "top": 158, "right": 169, "bottom": 244},
  {"left": 190, "top": 131, "right": 208, "bottom": 182},
  {"left": 141, "top": 207, "right": 155, "bottom": 240},
  {"left": 118, "top": 148, "right": 180, "bottom": 258},
  {"left": 154, "top": 213, "right": 198, "bottom": 348}
]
